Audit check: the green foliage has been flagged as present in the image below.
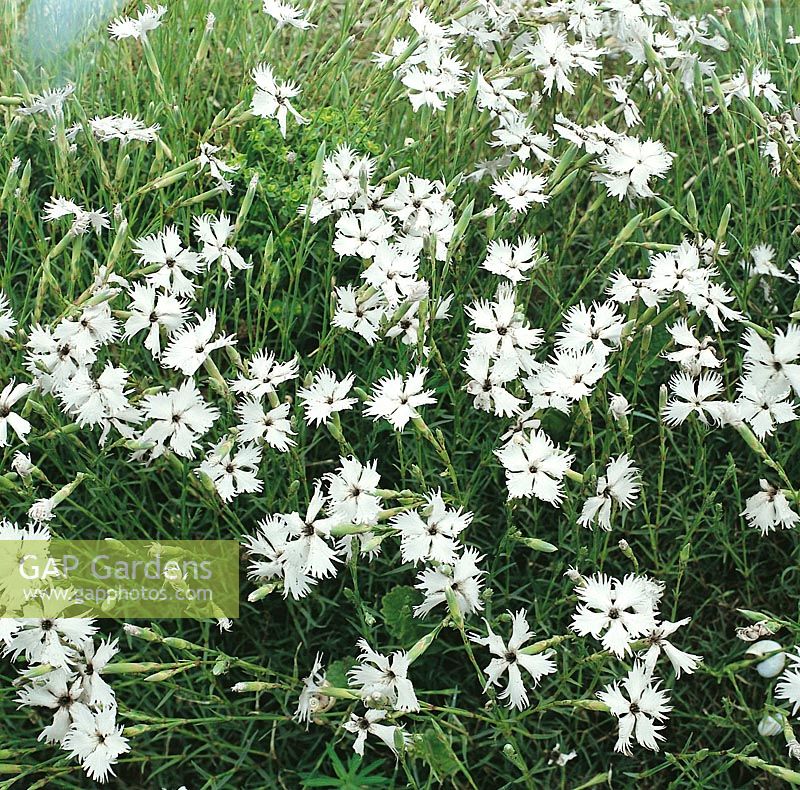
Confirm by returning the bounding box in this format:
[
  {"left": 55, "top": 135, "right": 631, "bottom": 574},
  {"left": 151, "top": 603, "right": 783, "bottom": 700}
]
[
  {"left": 381, "top": 586, "right": 426, "bottom": 644},
  {"left": 242, "top": 104, "right": 382, "bottom": 225},
  {"left": 301, "top": 746, "right": 394, "bottom": 789},
  {"left": 417, "top": 728, "right": 461, "bottom": 784}
]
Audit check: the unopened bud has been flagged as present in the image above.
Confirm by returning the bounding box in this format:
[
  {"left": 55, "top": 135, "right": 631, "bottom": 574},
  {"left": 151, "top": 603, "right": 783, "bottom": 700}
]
[{"left": 11, "top": 452, "right": 33, "bottom": 478}]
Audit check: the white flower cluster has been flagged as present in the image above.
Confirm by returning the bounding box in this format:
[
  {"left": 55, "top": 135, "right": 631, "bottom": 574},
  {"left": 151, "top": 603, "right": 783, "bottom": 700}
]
[
  {"left": 6, "top": 0, "right": 800, "bottom": 775},
  {"left": 570, "top": 571, "right": 701, "bottom": 754},
  {"left": 300, "top": 145, "right": 458, "bottom": 354},
  {"left": 0, "top": 522, "right": 127, "bottom": 782}
]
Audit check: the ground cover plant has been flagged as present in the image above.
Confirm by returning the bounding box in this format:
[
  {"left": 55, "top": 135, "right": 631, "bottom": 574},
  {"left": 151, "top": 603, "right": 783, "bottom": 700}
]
[{"left": 4, "top": 0, "right": 800, "bottom": 786}]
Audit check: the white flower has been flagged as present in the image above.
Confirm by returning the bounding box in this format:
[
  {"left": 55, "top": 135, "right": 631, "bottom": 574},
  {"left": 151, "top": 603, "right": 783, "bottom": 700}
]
[
  {"left": 42, "top": 197, "right": 110, "bottom": 236},
  {"left": 594, "top": 136, "right": 674, "bottom": 201},
  {"left": 331, "top": 285, "right": 387, "bottom": 345},
  {"left": 647, "top": 239, "right": 706, "bottom": 295},
  {"left": 196, "top": 142, "right": 238, "bottom": 193},
  {"left": 245, "top": 515, "right": 317, "bottom": 599},
  {"left": 606, "top": 270, "right": 662, "bottom": 308},
  {"left": 606, "top": 76, "right": 642, "bottom": 127},
  {"left": 58, "top": 364, "right": 142, "bottom": 444},
  {"left": 383, "top": 175, "right": 449, "bottom": 236},
  {"left": 526, "top": 24, "right": 601, "bottom": 95},
  {"left": 482, "top": 237, "right": 545, "bottom": 283},
  {"left": 297, "top": 369, "right": 357, "bottom": 426},
  {"left": 414, "top": 547, "right": 485, "bottom": 618},
  {"left": 28, "top": 498, "right": 55, "bottom": 526},
  {"left": 386, "top": 295, "right": 451, "bottom": 355},
  {"left": 407, "top": 3, "right": 451, "bottom": 46},
  {"left": 325, "top": 456, "right": 381, "bottom": 525},
  {"left": 661, "top": 371, "right": 724, "bottom": 426},
  {"left": 235, "top": 400, "right": 296, "bottom": 450},
  {"left": 475, "top": 71, "right": 526, "bottom": 116},
  {"left": 140, "top": 379, "right": 220, "bottom": 460},
  {"left": 293, "top": 653, "right": 329, "bottom": 727},
  {"left": 736, "top": 380, "right": 797, "bottom": 440},
  {"left": 698, "top": 235, "right": 731, "bottom": 264},
  {"left": 470, "top": 610, "right": 557, "bottom": 710},
  {"left": 721, "top": 65, "right": 783, "bottom": 112},
  {"left": 571, "top": 573, "right": 659, "bottom": 657},
  {"left": 776, "top": 654, "right": 800, "bottom": 715},
  {"left": 90, "top": 114, "right": 159, "bottom": 144},
  {"left": 108, "top": 4, "right": 166, "bottom": 39},
  {"left": 193, "top": 213, "right": 249, "bottom": 285},
  {"left": 685, "top": 281, "right": 743, "bottom": 333},
  {"left": 361, "top": 242, "right": 421, "bottom": 306},
  {"left": 490, "top": 113, "right": 554, "bottom": 163},
  {"left": 251, "top": 62, "right": 309, "bottom": 137},
  {"left": 333, "top": 210, "right": 394, "bottom": 259},
  {"left": 463, "top": 354, "right": 524, "bottom": 417},
  {"left": 465, "top": 284, "right": 543, "bottom": 372},
  {"left": 123, "top": 283, "right": 188, "bottom": 357},
  {"left": 17, "top": 84, "right": 75, "bottom": 118},
  {"left": 6, "top": 616, "right": 96, "bottom": 669},
  {"left": 597, "top": 662, "right": 672, "bottom": 754},
  {"left": 640, "top": 618, "right": 703, "bottom": 678},
  {"left": 0, "top": 380, "right": 32, "bottom": 446},
  {"left": 758, "top": 713, "right": 786, "bottom": 737},
  {"left": 263, "top": 0, "right": 314, "bottom": 29},
  {"left": 491, "top": 168, "right": 549, "bottom": 214},
  {"left": 161, "top": 310, "right": 235, "bottom": 376},
  {"left": 198, "top": 440, "right": 263, "bottom": 502},
  {"left": 665, "top": 319, "right": 720, "bottom": 375},
  {"left": 73, "top": 638, "right": 119, "bottom": 708},
  {"left": 25, "top": 324, "right": 96, "bottom": 393},
  {"left": 364, "top": 367, "right": 436, "bottom": 431},
  {"left": 578, "top": 454, "right": 640, "bottom": 530},
  {"left": 132, "top": 226, "right": 203, "bottom": 297},
  {"left": 604, "top": 0, "right": 669, "bottom": 27},
  {"left": 231, "top": 350, "right": 299, "bottom": 399},
  {"left": 751, "top": 638, "right": 788, "bottom": 677},
  {"left": 556, "top": 301, "right": 626, "bottom": 359},
  {"left": 533, "top": 349, "right": 609, "bottom": 404},
  {"left": 495, "top": 429, "right": 573, "bottom": 504},
  {"left": 392, "top": 490, "right": 471, "bottom": 565},
  {"left": 348, "top": 639, "right": 419, "bottom": 711},
  {"left": 282, "top": 485, "right": 340, "bottom": 584},
  {"left": 745, "top": 243, "right": 791, "bottom": 280},
  {"left": 742, "top": 480, "right": 800, "bottom": 535},
  {"left": 399, "top": 50, "right": 468, "bottom": 112},
  {"left": 499, "top": 408, "right": 541, "bottom": 445},
  {"left": 17, "top": 668, "right": 89, "bottom": 744},
  {"left": 302, "top": 143, "right": 376, "bottom": 219},
  {"left": 742, "top": 326, "right": 800, "bottom": 396},
  {"left": 344, "top": 708, "right": 410, "bottom": 756},
  {"left": 736, "top": 621, "right": 776, "bottom": 642},
  {"left": 66, "top": 303, "right": 120, "bottom": 356},
  {"left": 547, "top": 742, "right": 578, "bottom": 766},
  {"left": 554, "top": 115, "right": 621, "bottom": 155},
  {"left": 48, "top": 121, "right": 82, "bottom": 143},
  {"left": 62, "top": 706, "right": 130, "bottom": 783},
  {"left": 398, "top": 69, "right": 443, "bottom": 112},
  {"left": 0, "top": 290, "right": 16, "bottom": 339}
]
